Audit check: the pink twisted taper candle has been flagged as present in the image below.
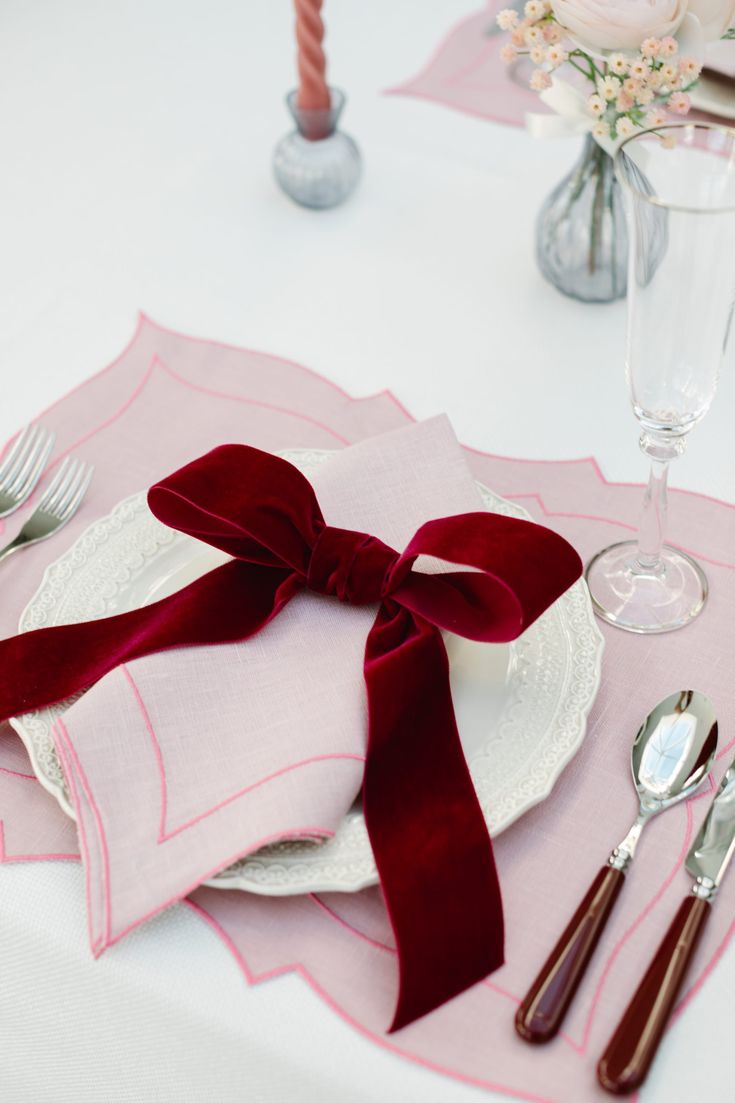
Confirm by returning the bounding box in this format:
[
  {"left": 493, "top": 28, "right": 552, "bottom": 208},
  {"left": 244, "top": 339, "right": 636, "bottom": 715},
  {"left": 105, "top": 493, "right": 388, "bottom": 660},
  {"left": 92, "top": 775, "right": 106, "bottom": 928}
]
[{"left": 295, "top": 0, "right": 330, "bottom": 113}]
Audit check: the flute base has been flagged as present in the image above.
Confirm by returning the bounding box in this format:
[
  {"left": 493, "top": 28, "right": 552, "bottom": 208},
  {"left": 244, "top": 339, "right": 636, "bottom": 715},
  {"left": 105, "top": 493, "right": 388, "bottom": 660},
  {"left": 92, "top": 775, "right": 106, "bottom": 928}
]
[
  {"left": 273, "top": 88, "right": 361, "bottom": 210},
  {"left": 585, "top": 541, "right": 708, "bottom": 634}
]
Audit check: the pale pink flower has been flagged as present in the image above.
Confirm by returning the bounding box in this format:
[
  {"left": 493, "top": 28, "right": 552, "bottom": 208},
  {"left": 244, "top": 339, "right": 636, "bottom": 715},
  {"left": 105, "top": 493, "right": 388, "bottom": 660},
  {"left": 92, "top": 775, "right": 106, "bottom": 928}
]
[
  {"left": 500, "top": 44, "right": 519, "bottom": 63},
  {"left": 511, "top": 27, "right": 527, "bottom": 46},
  {"left": 679, "top": 56, "right": 702, "bottom": 79},
  {"left": 647, "top": 68, "right": 665, "bottom": 89},
  {"left": 525, "top": 0, "right": 546, "bottom": 19},
  {"left": 660, "top": 62, "right": 678, "bottom": 83},
  {"left": 530, "top": 67, "right": 552, "bottom": 90},
  {"left": 587, "top": 93, "right": 606, "bottom": 116},
  {"left": 543, "top": 22, "right": 562, "bottom": 42},
  {"left": 616, "top": 91, "right": 635, "bottom": 110},
  {"left": 616, "top": 116, "right": 637, "bottom": 138},
  {"left": 668, "top": 90, "right": 691, "bottom": 113},
  {"left": 597, "top": 75, "right": 619, "bottom": 100},
  {"left": 623, "top": 78, "right": 640, "bottom": 97},
  {"left": 636, "top": 85, "right": 655, "bottom": 105},
  {"left": 646, "top": 107, "right": 668, "bottom": 126},
  {"left": 550, "top": 0, "right": 688, "bottom": 52},
  {"left": 641, "top": 37, "right": 662, "bottom": 57},
  {"left": 496, "top": 8, "right": 520, "bottom": 30},
  {"left": 608, "top": 53, "right": 629, "bottom": 75},
  {"left": 659, "top": 35, "right": 679, "bottom": 56},
  {"left": 530, "top": 44, "right": 546, "bottom": 63},
  {"left": 525, "top": 24, "right": 543, "bottom": 44},
  {"left": 592, "top": 120, "right": 610, "bottom": 140},
  {"left": 687, "top": 0, "right": 735, "bottom": 41},
  {"left": 546, "top": 44, "right": 568, "bottom": 66}
]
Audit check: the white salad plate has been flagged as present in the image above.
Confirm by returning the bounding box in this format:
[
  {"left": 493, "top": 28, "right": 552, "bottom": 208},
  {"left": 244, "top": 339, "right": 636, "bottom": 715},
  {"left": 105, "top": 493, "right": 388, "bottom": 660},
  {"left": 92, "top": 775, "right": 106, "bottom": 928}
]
[{"left": 11, "top": 449, "right": 603, "bottom": 896}]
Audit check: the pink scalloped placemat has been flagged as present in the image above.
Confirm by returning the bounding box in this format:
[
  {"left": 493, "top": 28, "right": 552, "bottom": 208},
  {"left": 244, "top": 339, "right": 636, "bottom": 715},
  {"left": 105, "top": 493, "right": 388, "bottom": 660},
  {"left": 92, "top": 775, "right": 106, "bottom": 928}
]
[
  {"left": 1, "top": 316, "right": 735, "bottom": 1102},
  {"left": 387, "top": 2, "right": 540, "bottom": 127}
]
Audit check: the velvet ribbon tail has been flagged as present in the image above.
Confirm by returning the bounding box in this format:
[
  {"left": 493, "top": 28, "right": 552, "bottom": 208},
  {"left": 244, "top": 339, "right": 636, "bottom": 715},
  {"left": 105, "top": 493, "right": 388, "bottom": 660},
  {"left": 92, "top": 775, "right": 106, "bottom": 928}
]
[
  {"left": 364, "top": 603, "right": 504, "bottom": 1032},
  {"left": 0, "top": 560, "right": 296, "bottom": 720}
]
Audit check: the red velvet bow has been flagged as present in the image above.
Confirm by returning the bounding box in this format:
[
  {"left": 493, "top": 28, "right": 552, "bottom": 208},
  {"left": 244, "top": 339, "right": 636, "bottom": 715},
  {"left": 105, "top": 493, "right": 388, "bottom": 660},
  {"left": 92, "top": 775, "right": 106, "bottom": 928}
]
[{"left": 0, "top": 445, "right": 582, "bottom": 1029}]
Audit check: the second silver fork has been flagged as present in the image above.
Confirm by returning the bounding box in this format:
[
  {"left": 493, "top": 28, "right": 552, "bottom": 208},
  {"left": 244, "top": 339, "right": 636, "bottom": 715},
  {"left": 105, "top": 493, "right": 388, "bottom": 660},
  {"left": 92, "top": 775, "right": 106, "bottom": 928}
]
[{"left": 0, "top": 457, "right": 94, "bottom": 564}]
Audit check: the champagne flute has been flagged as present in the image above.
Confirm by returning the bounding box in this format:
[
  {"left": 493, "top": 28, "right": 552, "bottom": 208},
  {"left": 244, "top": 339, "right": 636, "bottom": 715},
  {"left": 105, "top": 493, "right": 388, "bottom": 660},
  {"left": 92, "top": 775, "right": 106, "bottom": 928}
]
[{"left": 586, "top": 123, "right": 735, "bottom": 633}]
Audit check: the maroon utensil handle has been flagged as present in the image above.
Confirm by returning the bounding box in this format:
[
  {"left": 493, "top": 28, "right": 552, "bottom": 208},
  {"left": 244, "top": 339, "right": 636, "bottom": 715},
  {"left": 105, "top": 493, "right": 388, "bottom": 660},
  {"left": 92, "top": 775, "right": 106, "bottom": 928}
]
[
  {"left": 597, "top": 894, "right": 711, "bottom": 1096},
  {"left": 515, "top": 865, "right": 625, "bottom": 1044}
]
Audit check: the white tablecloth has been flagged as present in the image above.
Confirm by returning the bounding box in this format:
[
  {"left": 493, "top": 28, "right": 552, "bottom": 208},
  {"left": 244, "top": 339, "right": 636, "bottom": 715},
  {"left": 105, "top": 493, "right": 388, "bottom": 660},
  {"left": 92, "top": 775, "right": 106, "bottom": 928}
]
[{"left": 1, "top": 2, "right": 733, "bottom": 1100}]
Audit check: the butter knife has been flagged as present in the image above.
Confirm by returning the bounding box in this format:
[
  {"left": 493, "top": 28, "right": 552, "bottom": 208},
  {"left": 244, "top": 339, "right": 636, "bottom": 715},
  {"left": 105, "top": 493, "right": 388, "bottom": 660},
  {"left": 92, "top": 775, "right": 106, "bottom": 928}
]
[{"left": 597, "top": 758, "right": 735, "bottom": 1095}]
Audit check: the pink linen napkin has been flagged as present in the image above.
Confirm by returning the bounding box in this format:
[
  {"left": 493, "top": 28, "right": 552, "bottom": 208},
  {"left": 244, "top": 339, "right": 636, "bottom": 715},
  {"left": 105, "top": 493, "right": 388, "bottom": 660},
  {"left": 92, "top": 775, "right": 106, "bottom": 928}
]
[{"left": 54, "top": 415, "right": 489, "bottom": 954}]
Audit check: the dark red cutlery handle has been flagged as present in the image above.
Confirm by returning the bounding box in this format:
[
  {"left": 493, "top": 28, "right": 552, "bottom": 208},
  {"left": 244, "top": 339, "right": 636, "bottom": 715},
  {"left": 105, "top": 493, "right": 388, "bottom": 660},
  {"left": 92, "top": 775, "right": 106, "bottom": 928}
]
[
  {"left": 597, "top": 894, "right": 711, "bottom": 1096},
  {"left": 515, "top": 865, "right": 625, "bottom": 1044}
]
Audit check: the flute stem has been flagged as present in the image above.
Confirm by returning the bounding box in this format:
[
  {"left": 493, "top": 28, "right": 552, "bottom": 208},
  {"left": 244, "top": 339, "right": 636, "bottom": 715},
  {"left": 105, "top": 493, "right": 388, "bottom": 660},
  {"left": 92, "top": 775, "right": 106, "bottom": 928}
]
[{"left": 634, "top": 433, "right": 685, "bottom": 573}]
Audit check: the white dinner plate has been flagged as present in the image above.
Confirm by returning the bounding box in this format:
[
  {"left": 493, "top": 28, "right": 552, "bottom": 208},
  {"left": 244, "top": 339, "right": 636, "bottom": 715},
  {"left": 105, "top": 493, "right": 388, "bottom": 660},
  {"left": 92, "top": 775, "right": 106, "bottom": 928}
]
[{"left": 11, "top": 449, "right": 603, "bottom": 895}]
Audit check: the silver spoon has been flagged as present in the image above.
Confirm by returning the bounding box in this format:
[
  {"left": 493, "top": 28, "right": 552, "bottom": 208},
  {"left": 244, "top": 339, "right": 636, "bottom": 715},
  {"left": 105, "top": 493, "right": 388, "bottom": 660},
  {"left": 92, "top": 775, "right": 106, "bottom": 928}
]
[{"left": 515, "top": 690, "right": 718, "bottom": 1044}]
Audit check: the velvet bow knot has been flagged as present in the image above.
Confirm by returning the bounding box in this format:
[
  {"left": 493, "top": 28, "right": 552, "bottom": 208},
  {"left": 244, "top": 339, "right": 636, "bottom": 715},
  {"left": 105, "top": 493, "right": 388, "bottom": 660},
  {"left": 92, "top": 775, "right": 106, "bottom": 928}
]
[
  {"left": 306, "top": 526, "right": 405, "bottom": 604},
  {"left": 0, "top": 444, "right": 582, "bottom": 1030}
]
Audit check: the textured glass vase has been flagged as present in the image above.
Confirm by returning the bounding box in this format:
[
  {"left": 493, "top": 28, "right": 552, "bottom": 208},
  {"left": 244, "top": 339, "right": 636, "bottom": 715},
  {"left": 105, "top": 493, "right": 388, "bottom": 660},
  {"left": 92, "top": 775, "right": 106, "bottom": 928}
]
[
  {"left": 273, "top": 87, "right": 361, "bottom": 210},
  {"left": 536, "top": 135, "right": 628, "bottom": 303}
]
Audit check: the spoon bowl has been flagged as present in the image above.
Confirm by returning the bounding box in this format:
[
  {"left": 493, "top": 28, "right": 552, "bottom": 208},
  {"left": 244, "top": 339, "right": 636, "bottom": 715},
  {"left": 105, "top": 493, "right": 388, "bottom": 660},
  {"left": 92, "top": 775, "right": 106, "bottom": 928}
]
[{"left": 632, "top": 689, "right": 718, "bottom": 812}]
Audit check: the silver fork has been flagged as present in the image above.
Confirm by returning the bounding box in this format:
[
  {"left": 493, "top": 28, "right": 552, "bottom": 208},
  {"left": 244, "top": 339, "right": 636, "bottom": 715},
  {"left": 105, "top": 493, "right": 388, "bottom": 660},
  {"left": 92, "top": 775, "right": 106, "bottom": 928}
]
[
  {"left": 0, "top": 457, "right": 94, "bottom": 564},
  {"left": 0, "top": 424, "right": 56, "bottom": 518}
]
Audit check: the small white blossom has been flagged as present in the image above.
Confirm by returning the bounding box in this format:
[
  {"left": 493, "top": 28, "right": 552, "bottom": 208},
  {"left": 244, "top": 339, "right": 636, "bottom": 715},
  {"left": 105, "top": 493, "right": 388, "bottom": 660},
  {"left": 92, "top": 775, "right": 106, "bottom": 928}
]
[
  {"left": 608, "top": 53, "right": 628, "bottom": 76},
  {"left": 660, "top": 63, "right": 678, "bottom": 85},
  {"left": 597, "top": 76, "right": 619, "bottom": 101},
  {"left": 629, "top": 57, "right": 651, "bottom": 81},
  {"left": 543, "top": 22, "right": 562, "bottom": 43},
  {"left": 659, "top": 36, "right": 678, "bottom": 58},
  {"left": 530, "top": 44, "right": 546, "bottom": 63},
  {"left": 679, "top": 56, "right": 701, "bottom": 80},
  {"left": 587, "top": 93, "right": 605, "bottom": 116},
  {"left": 636, "top": 85, "right": 654, "bottom": 106},
  {"left": 615, "top": 116, "right": 637, "bottom": 138},
  {"left": 592, "top": 120, "right": 610, "bottom": 140},
  {"left": 668, "top": 91, "right": 691, "bottom": 114},
  {"left": 641, "top": 38, "right": 661, "bottom": 59},
  {"left": 530, "top": 67, "right": 552, "bottom": 90},
  {"left": 645, "top": 108, "right": 668, "bottom": 127},
  {"left": 524, "top": 24, "right": 543, "bottom": 44},
  {"left": 545, "top": 44, "right": 567, "bottom": 67},
  {"left": 496, "top": 8, "right": 520, "bottom": 30},
  {"left": 524, "top": 0, "right": 545, "bottom": 20}
]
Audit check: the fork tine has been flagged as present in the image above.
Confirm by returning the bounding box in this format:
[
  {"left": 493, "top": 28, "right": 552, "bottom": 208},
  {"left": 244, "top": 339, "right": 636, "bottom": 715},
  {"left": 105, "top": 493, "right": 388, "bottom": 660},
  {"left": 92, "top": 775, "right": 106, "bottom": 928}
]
[
  {"left": 55, "top": 465, "right": 93, "bottom": 523},
  {"left": 6, "top": 429, "right": 55, "bottom": 503},
  {"left": 37, "top": 457, "right": 73, "bottom": 513},
  {"left": 0, "top": 424, "right": 35, "bottom": 484},
  {"left": 2, "top": 424, "right": 43, "bottom": 492},
  {"left": 51, "top": 461, "right": 87, "bottom": 519}
]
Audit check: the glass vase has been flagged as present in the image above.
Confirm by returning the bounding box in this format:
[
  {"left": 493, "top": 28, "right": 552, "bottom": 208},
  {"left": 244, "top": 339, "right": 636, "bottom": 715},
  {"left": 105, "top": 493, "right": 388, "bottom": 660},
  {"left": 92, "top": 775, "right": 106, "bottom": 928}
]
[
  {"left": 536, "top": 134, "right": 628, "bottom": 303},
  {"left": 273, "top": 87, "right": 361, "bottom": 210}
]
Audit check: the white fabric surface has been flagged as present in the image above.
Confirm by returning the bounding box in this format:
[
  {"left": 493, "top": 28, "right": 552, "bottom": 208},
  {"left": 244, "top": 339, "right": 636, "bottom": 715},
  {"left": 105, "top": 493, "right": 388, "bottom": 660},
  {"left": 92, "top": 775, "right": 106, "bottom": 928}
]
[{"left": 1, "top": 1, "right": 734, "bottom": 1101}]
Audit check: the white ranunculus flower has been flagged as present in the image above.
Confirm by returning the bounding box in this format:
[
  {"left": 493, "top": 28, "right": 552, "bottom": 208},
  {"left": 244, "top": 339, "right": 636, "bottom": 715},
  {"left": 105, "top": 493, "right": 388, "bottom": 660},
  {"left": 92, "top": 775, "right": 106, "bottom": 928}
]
[
  {"left": 687, "top": 0, "right": 735, "bottom": 38},
  {"left": 550, "top": 0, "right": 689, "bottom": 52}
]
